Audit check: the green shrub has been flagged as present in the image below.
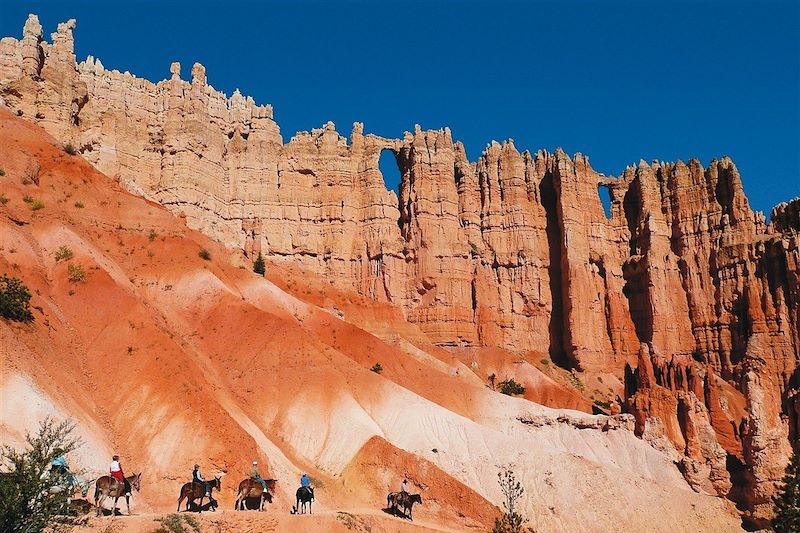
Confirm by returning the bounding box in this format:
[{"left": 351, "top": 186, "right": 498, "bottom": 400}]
[
  {"left": 54, "top": 246, "right": 73, "bottom": 262},
  {"left": 148, "top": 229, "right": 158, "bottom": 242},
  {"left": 63, "top": 143, "right": 77, "bottom": 156},
  {"left": 31, "top": 199, "right": 45, "bottom": 211},
  {"left": 0, "top": 194, "right": 8, "bottom": 205},
  {"left": 198, "top": 248, "right": 211, "bottom": 261},
  {"left": 370, "top": 363, "right": 383, "bottom": 374},
  {"left": 0, "top": 168, "right": 5, "bottom": 177},
  {"left": 253, "top": 252, "right": 266, "bottom": 275},
  {"left": 0, "top": 275, "right": 34, "bottom": 322},
  {"left": 67, "top": 263, "right": 86, "bottom": 284},
  {"left": 498, "top": 378, "right": 525, "bottom": 396},
  {"left": 492, "top": 467, "right": 532, "bottom": 533},
  {"left": 22, "top": 195, "right": 34, "bottom": 203},
  {"left": 0, "top": 418, "right": 81, "bottom": 533},
  {"left": 73, "top": 201, "right": 84, "bottom": 209},
  {"left": 153, "top": 513, "right": 200, "bottom": 533}
]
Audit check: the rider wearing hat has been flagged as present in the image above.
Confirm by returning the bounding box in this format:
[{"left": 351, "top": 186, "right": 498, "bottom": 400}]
[
  {"left": 192, "top": 463, "right": 210, "bottom": 497},
  {"left": 251, "top": 460, "right": 267, "bottom": 492}
]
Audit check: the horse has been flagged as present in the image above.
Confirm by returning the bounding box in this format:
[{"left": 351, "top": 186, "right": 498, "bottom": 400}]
[
  {"left": 176, "top": 476, "right": 221, "bottom": 513},
  {"left": 45, "top": 471, "right": 91, "bottom": 499},
  {"left": 387, "top": 491, "right": 423, "bottom": 521},
  {"left": 296, "top": 486, "right": 314, "bottom": 514},
  {"left": 234, "top": 478, "right": 276, "bottom": 511},
  {"left": 94, "top": 473, "right": 141, "bottom": 516}
]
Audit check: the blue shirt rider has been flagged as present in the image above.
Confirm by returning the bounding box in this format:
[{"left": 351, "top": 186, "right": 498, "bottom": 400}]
[
  {"left": 300, "top": 473, "right": 314, "bottom": 497},
  {"left": 251, "top": 461, "right": 267, "bottom": 491}
]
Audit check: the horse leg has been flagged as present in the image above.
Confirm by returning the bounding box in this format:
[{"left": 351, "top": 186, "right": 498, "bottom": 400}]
[
  {"left": 126, "top": 494, "right": 131, "bottom": 515},
  {"left": 177, "top": 493, "right": 183, "bottom": 512}
]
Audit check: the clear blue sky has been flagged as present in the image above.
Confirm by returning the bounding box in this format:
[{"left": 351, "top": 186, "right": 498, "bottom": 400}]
[{"left": 2, "top": 0, "right": 798, "bottom": 215}]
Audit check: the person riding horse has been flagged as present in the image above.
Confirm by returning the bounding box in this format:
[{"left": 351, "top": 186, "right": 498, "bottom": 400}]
[
  {"left": 110, "top": 455, "right": 131, "bottom": 496},
  {"left": 50, "top": 449, "right": 73, "bottom": 485},
  {"left": 295, "top": 474, "right": 314, "bottom": 514},
  {"left": 192, "top": 464, "right": 210, "bottom": 497},
  {"left": 300, "top": 473, "right": 314, "bottom": 498},
  {"left": 251, "top": 461, "right": 267, "bottom": 492}
]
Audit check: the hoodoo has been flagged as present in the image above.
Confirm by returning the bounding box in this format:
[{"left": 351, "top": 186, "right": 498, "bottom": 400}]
[{"left": 1, "top": 13, "right": 798, "bottom": 532}]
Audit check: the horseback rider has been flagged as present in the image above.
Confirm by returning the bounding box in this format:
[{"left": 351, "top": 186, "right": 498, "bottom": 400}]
[
  {"left": 192, "top": 464, "right": 210, "bottom": 497},
  {"left": 50, "top": 449, "right": 69, "bottom": 476},
  {"left": 400, "top": 478, "right": 409, "bottom": 496},
  {"left": 300, "top": 472, "right": 314, "bottom": 498},
  {"left": 251, "top": 461, "right": 267, "bottom": 492},
  {"left": 50, "top": 449, "right": 73, "bottom": 488},
  {"left": 110, "top": 455, "right": 131, "bottom": 496}
]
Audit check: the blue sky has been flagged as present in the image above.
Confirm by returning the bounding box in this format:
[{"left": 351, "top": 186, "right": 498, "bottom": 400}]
[{"left": 1, "top": 0, "right": 798, "bottom": 215}]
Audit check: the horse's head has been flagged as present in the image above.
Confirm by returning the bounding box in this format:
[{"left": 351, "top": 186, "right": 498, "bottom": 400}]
[
  {"left": 411, "top": 494, "right": 422, "bottom": 504},
  {"left": 75, "top": 475, "right": 90, "bottom": 498},
  {"left": 212, "top": 476, "right": 222, "bottom": 490},
  {"left": 131, "top": 473, "right": 142, "bottom": 492}
]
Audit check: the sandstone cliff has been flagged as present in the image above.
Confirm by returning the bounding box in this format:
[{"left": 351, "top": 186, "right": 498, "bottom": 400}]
[{"left": 1, "top": 15, "right": 798, "bottom": 528}]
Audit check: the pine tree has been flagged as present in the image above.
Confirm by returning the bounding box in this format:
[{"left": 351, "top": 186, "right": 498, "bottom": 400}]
[
  {"left": 253, "top": 252, "right": 266, "bottom": 276},
  {"left": 774, "top": 448, "right": 800, "bottom": 533},
  {"left": 492, "top": 466, "right": 532, "bottom": 533}
]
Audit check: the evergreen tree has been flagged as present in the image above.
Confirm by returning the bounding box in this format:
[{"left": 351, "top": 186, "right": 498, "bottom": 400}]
[
  {"left": 774, "top": 448, "right": 800, "bottom": 533},
  {"left": 253, "top": 252, "right": 266, "bottom": 276}
]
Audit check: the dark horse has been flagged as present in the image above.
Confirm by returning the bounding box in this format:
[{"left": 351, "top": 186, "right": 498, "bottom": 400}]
[
  {"left": 176, "top": 476, "right": 221, "bottom": 512},
  {"left": 234, "top": 478, "right": 276, "bottom": 511},
  {"left": 295, "top": 486, "right": 314, "bottom": 514},
  {"left": 94, "top": 473, "right": 142, "bottom": 516},
  {"left": 387, "top": 491, "right": 422, "bottom": 521}
]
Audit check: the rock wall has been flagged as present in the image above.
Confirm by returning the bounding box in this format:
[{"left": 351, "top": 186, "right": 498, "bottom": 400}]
[{"left": 2, "top": 15, "right": 799, "bottom": 525}]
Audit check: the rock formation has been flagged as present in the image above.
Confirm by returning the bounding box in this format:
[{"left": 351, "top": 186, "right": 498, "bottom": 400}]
[{"left": 1, "top": 15, "right": 798, "bottom": 527}]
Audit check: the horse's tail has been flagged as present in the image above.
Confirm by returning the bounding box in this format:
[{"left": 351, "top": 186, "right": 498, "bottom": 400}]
[{"left": 93, "top": 482, "right": 100, "bottom": 505}]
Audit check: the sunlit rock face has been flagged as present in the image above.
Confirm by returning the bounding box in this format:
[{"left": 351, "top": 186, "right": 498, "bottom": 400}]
[{"left": 2, "top": 15, "right": 798, "bottom": 525}]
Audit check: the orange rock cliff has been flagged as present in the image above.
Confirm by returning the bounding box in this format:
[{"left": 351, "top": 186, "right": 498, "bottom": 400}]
[{"left": 1, "top": 14, "right": 798, "bottom": 530}]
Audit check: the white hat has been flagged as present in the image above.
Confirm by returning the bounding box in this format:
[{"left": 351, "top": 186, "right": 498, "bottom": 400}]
[{"left": 253, "top": 461, "right": 257, "bottom": 464}]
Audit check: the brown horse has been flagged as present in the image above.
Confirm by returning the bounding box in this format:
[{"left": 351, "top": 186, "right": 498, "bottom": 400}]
[
  {"left": 234, "top": 478, "right": 276, "bottom": 511},
  {"left": 176, "top": 476, "right": 221, "bottom": 512},
  {"left": 94, "top": 473, "right": 141, "bottom": 516},
  {"left": 387, "top": 491, "right": 423, "bottom": 521}
]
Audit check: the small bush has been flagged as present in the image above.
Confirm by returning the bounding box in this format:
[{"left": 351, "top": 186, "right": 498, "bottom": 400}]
[
  {"left": 148, "top": 229, "right": 158, "bottom": 242},
  {"left": 54, "top": 246, "right": 73, "bottom": 262},
  {"left": 0, "top": 168, "right": 5, "bottom": 177},
  {"left": 492, "top": 467, "right": 532, "bottom": 533},
  {"left": 0, "top": 418, "right": 82, "bottom": 533},
  {"left": 153, "top": 513, "right": 200, "bottom": 533},
  {"left": 73, "top": 201, "right": 84, "bottom": 209},
  {"left": 22, "top": 195, "right": 34, "bottom": 203},
  {"left": 63, "top": 143, "right": 77, "bottom": 156},
  {"left": 0, "top": 194, "right": 8, "bottom": 205},
  {"left": 30, "top": 199, "right": 45, "bottom": 211},
  {"left": 22, "top": 162, "right": 40, "bottom": 186},
  {"left": 498, "top": 378, "right": 525, "bottom": 396},
  {"left": 370, "top": 363, "right": 383, "bottom": 374},
  {"left": 0, "top": 275, "right": 34, "bottom": 322},
  {"left": 198, "top": 248, "right": 211, "bottom": 261},
  {"left": 253, "top": 252, "right": 266, "bottom": 275},
  {"left": 67, "top": 263, "right": 86, "bottom": 284}
]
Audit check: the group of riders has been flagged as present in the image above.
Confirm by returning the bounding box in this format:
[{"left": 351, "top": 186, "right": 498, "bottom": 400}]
[{"left": 49, "top": 453, "right": 419, "bottom": 519}]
